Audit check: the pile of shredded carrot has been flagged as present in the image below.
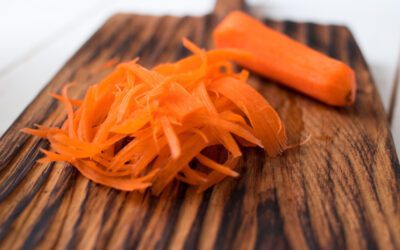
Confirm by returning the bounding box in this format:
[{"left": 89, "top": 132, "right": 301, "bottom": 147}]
[{"left": 22, "top": 39, "right": 287, "bottom": 195}]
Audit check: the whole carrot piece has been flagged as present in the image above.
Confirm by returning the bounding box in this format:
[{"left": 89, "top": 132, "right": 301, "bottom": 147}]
[{"left": 213, "top": 11, "right": 356, "bottom": 106}]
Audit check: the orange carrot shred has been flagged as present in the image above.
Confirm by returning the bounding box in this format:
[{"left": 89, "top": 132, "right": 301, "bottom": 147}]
[
  {"left": 99, "top": 58, "right": 119, "bottom": 70},
  {"left": 196, "top": 154, "right": 239, "bottom": 177},
  {"left": 160, "top": 116, "right": 181, "bottom": 159}
]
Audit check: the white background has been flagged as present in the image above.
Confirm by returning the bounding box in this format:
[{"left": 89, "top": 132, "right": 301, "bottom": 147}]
[{"left": 0, "top": 0, "right": 399, "bottom": 154}]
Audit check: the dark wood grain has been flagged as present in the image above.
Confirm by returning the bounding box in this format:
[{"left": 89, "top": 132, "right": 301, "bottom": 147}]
[
  {"left": 0, "top": 0, "right": 399, "bottom": 249},
  {"left": 388, "top": 54, "right": 400, "bottom": 123}
]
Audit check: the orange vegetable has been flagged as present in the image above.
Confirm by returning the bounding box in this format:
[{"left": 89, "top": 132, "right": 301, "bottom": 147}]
[
  {"left": 22, "top": 38, "right": 287, "bottom": 195},
  {"left": 213, "top": 11, "right": 356, "bottom": 106}
]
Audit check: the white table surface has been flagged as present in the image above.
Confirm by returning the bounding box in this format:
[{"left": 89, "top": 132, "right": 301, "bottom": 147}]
[{"left": 0, "top": 0, "right": 399, "bottom": 154}]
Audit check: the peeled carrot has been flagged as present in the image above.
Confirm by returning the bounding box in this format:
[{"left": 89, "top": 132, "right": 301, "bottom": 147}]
[
  {"left": 213, "top": 11, "right": 356, "bottom": 106},
  {"left": 22, "top": 38, "right": 287, "bottom": 195}
]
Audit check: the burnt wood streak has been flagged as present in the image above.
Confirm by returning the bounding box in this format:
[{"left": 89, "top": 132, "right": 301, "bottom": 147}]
[{"left": 0, "top": 0, "right": 399, "bottom": 249}]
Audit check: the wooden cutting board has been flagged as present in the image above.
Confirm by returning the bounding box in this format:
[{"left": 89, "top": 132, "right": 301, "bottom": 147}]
[{"left": 0, "top": 0, "right": 399, "bottom": 249}]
